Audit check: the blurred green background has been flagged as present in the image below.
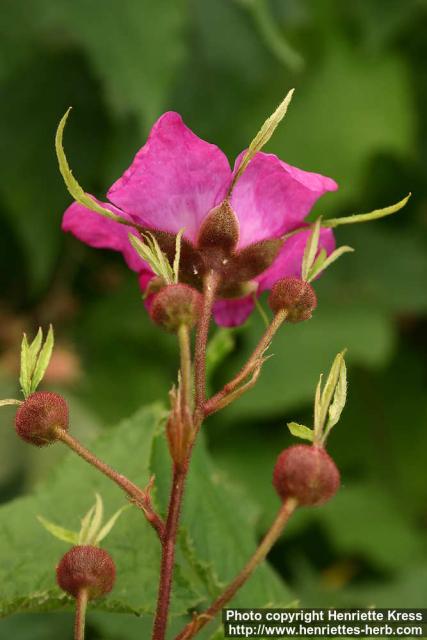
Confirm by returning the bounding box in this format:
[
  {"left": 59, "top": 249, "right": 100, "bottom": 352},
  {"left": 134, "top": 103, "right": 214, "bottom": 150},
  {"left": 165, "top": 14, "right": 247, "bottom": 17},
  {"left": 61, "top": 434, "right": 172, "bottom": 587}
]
[{"left": 0, "top": 0, "right": 426, "bottom": 637}]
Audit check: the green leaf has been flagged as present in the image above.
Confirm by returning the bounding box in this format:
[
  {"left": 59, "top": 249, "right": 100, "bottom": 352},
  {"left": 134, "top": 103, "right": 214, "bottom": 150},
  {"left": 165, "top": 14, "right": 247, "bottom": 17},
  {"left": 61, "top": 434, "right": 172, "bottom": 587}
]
[
  {"left": 30, "top": 325, "right": 54, "bottom": 394},
  {"left": 0, "top": 404, "right": 291, "bottom": 618},
  {"left": 287, "top": 422, "right": 314, "bottom": 442}
]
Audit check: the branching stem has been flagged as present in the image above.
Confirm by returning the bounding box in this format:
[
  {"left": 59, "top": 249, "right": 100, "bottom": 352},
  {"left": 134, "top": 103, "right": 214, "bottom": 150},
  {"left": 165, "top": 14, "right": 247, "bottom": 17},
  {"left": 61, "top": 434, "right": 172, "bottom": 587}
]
[{"left": 204, "top": 310, "right": 287, "bottom": 415}]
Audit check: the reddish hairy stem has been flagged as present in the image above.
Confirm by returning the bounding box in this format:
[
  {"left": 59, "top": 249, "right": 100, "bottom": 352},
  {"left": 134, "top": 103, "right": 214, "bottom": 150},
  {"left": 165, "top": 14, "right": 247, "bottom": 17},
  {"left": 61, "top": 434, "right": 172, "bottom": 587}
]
[
  {"left": 175, "top": 497, "right": 298, "bottom": 640},
  {"left": 204, "top": 310, "right": 287, "bottom": 416},
  {"left": 152, "top": 466, "right": 187, "bottom": 640},
  {"left": 74, "top": 587, "right": 88, "bottom": 640},
  {"left": 205, "top": 364, "right": 262, "bottom": 416},
  {"left": 152, "top": 271, "right": 220, "bottom": 640},
  {"left": 55, "top": 429, "right": 165, "bottom": 539}
]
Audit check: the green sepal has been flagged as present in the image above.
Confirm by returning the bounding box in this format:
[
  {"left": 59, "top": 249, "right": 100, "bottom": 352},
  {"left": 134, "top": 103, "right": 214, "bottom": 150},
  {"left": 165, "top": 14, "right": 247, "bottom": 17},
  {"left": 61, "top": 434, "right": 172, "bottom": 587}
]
[
  {"left": 37, "top": 516, "right": 79, "bottom": 545},
  {"left": 129, "top": 231, "right": 182, "bottom": 285},
  {"left": 19, "top": 326, "right": 55, "bottom": 398},
  {"left": 38, "top": 493, "right": 129, "bottom": 547},
  {"left": 230, "top": 88, "right": 294, "bottom": 191},
  {"left": 302, "top": 217, "right": 321, "bottom": 281},
  {"left": 55, "top": 108, "right": 124, "bottom": 224},
  {"left": 323, "top": 193, "right": 411, "bottom": 228},
  {"left": 30, "top": 325, "right": 54, "bottom": 392},
  {"left": 287, "top": 422, "right": 314, "bottom": 442},
  {"left": 313, "top": 350, "right": 348, "bottom": 444},
  {"left": 302, "top": 218, "right": 354, "bottom": 282},
  {"left": 306, "top": 245, "right": 354, "bottom": 282}
]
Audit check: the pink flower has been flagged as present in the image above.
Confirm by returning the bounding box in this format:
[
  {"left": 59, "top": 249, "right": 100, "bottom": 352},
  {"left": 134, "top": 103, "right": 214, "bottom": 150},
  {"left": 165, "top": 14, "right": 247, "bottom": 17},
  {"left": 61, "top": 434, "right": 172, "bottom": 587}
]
[{"left": 62, "top": 112, "right": 337, "bottom": 327}]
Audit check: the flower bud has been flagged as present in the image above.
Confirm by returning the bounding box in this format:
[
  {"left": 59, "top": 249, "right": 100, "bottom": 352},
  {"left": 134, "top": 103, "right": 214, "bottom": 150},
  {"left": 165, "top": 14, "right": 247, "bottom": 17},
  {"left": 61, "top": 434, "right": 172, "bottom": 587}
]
[
  {"left": 197, "top": 200, "right": 239, "bottom": 254},
  {"left": 273, "top": 444, "right": 340, "bottom": 506},
  {"left": 150, "top": 283, "right": 202, "bottom": 332},
  {"left": 56, "top": 545, "right": 116, "bottom": 599},
  {"left": 15, "top": 391, "right": 69, "bottom": 447},
  {"left": 268, "top": 277, "right": 317, "bottom": 322}
]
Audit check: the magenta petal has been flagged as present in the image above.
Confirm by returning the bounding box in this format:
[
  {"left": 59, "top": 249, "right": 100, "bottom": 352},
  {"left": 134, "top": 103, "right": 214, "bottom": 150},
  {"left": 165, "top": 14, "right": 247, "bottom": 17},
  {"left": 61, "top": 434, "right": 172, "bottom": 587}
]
[
  {"left": 138, "top": 269, "right": 155, "bottom": 292},
  {"left": 213, "top": 296, "right": 255, "bottom": 328},
  {"left": 257, "top": 228, "right": 335, "bottom": 291},
  {"left": 107, "top": 112, "right": 232, "bottom": 242},
  {"left": 62, "top": 200, "right": 146, "bottom": 273},
  {"left": 231, "top": 151, "right": 338, "bottom": 249}
]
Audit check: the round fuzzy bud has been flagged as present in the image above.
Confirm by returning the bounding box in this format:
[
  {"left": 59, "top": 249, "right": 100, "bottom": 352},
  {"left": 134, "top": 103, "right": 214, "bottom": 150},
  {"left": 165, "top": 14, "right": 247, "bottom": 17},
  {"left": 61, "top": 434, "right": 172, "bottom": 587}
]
[
  {"left": 56, "top": 545, "right": 116, "bottom": 599},
  {"left": 273, "top": 444, "right": 340, "bottom": 506},
  {"left": 150, "top": 284, "right": 202, "bottom": 332},
  {"left": 197, "top": 200, "right": 239, "bottom": 254},
  {"left": 15, "top": 391, "right": 69, "bottom": 447},
  {"left": 268, "top": 277, "right": 317, "bottom": 322}
]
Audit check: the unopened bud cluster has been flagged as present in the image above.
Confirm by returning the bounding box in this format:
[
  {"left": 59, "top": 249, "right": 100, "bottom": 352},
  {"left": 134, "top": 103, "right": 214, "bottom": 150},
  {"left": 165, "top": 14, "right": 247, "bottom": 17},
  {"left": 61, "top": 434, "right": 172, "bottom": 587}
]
[
  {"left": 150, "top": 283, "right": 202, "bottom": 332},
  {"left": 56, "top": 545, "right": 116, "bottom": 599},
  {"left": 15, "top": 391, "right": 68, "bottom": 446},
  {"left": 273, "top": 444, "right": 340, "bottom": 506},
  {"left": 268, "top": 277, "right": 317, "bottom": 322}
]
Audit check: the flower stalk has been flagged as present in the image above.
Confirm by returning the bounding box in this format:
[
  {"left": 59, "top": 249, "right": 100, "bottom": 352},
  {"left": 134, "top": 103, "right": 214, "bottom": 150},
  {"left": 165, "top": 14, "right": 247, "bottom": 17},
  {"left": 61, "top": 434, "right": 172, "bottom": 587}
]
[
  {"left": 204, "top": 309, "right": 287, "bottom": 416},
  {"left": 152, "top": 466, "right": 187, "bottom": 640},
  {"left": 55, "top": 428, "right": 165, "bottom": 539},
  {"left": 193, "top": 271, "right": 221, "bottom": 425},
  {"left": 74, "top": 587, "right": 88, "bottom": 640},
  {"left": 175, "top": 497, "right": 298, "bottom": 640}
]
